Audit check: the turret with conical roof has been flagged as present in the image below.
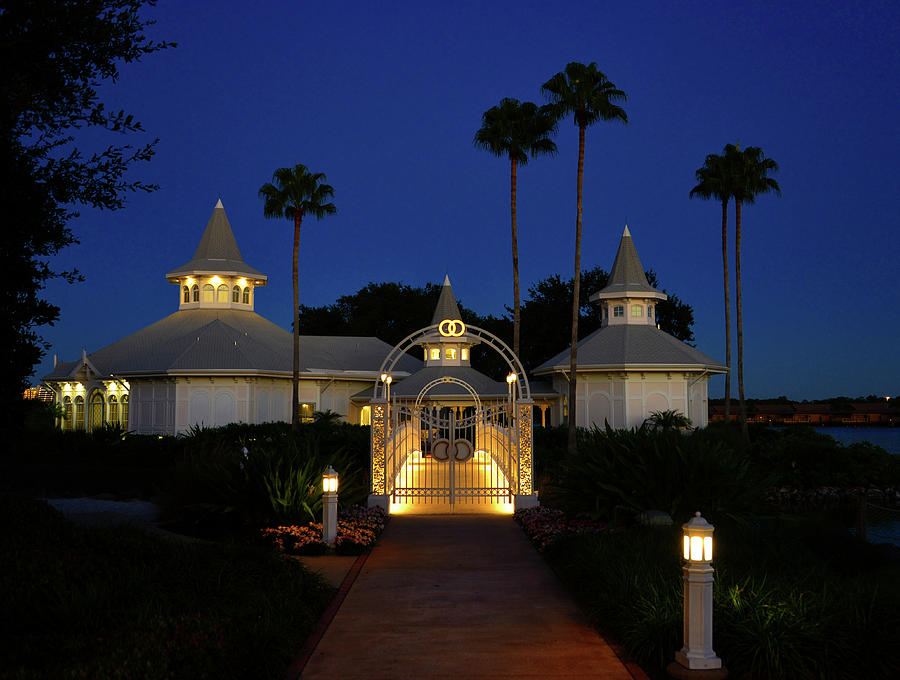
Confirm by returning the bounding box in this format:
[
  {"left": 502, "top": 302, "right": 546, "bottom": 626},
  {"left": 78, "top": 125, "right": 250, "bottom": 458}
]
[
  {"left": 589, "top": 226, "right": 667, "bottom": 328},
  {"left": 421, "top": 276, "right": 478, "bottom": 367},
  {"left": 165, "top": 200, "right": 268, "bottom": 312}
]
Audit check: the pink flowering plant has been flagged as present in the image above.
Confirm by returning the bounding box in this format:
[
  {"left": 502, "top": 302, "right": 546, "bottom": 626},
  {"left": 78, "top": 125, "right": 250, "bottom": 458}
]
[
  {"left": 514, "top": 506, "right": 607, "bottom": 552},
  {"left": 261, "top": 505, "right": 388, "bottom": 555}
]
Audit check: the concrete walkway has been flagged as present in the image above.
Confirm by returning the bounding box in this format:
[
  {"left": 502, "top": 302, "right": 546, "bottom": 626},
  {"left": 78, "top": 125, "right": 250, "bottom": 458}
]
[{"left": 298, "top": 515, "right": 645, "bottom": 680}]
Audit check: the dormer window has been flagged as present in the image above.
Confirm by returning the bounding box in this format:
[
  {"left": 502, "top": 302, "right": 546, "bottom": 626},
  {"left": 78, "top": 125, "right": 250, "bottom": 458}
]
[
  {"left": 631, "top": 305, "right": 642, "bottom": 317},
  {"left": 192, "top": 284, "right": 200, "bottom": 302},
  {"left": 183, "top": 286, "right": 189, "bottom": 303},
  {"left": 430, "top": 348, "right": 440, "bottom": 360},
  {"left": 216, "top": 284, "right": 228, "bottom": 302},
  {"left": 613, "top": 305, "right": 624, "bottom": 317},
  {"left": 461, "top": 348, "right": 468, "bottom": 361},
  {"left": 242, "top": 288, "right": 250, "bottom": 304},
  {"left": 232, "top": 285, "right": 240, "bottom": 302},
  {"left": 203, "top": 284, "right": 214, "bottom": 302},
  {"left": 648, "top": 305, "right": 653, "bottom": 318},
  {"left": 445, "top": 348, "right": 457, "bottom": 360}
]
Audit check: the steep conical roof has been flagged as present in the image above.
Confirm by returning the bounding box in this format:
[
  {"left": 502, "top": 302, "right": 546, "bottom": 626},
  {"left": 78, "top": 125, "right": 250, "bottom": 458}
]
[
  {"left": 166, "top": 200, "right": 267, "bottom": 282},
  {"left": 431, "top": 275, "right": 463, "bottom": 324},
  {"left": 591, "top": 226, "right": 665, "bottom": 300}
]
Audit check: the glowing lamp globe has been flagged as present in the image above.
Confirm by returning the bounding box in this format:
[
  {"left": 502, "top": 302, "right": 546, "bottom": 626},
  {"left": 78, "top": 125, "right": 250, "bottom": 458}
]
[
  {"left": 323, "top": 466, "right": 339, "bottom": 494},
  {"left": 682, "top": 511, "right": 714, "bottom": 563}
]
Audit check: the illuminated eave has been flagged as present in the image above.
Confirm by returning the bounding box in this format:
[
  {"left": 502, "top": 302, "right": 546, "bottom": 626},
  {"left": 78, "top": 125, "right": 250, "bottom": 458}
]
[{"left": 532, "top": 362, "right": 728, "bottom": 377}]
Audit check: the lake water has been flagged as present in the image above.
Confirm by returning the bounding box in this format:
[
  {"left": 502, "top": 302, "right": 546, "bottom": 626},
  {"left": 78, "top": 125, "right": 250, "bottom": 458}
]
[
  {"left": 812, "top": 427, "right": 900, "bottom": 455},
  {"left": 809, "top": 427, "right": 900, "bottom": 545}
]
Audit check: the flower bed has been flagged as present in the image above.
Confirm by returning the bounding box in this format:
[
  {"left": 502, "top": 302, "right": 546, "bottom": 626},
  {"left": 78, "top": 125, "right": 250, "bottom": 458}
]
[
  {"left": 261, "top": 505, "right": 388, "bottom": 555},
  {"left": 514, "top": 506, "right": 607, "bottom": 552}
]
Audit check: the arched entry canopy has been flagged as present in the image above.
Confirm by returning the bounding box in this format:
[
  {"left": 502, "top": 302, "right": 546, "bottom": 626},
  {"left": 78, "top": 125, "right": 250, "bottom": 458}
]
[
  {"left": 374, "top": 321, "right": 531, "bottom": 402},
  {"left": 368, "top": 318, "right": 539, "bottom": 515}
]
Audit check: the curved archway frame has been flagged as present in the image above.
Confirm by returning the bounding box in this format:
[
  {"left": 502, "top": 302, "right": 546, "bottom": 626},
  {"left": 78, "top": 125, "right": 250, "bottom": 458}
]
[
  {"left": 414, "top": 376, "right": 482, "bottom": 411},
  {"left": 374, "top": 323, "right": 531, "bottom": 401}
]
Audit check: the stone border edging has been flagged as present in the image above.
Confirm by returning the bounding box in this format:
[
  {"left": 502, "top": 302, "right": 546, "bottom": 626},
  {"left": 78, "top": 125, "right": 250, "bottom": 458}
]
[{"left": 285, "top": 551, "right": 370, "bottom": 680}]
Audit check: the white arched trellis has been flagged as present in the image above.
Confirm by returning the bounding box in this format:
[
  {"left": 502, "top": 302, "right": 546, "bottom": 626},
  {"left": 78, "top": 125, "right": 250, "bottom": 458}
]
[
  {"left": 414, "top": 376, "right": 482, "bottom": 411},
  {"left": 368, "top": 321, "right": 538, "bottom": 514},
  {"left": 373, "top": 323, "right": 531, "bottom": 401}
]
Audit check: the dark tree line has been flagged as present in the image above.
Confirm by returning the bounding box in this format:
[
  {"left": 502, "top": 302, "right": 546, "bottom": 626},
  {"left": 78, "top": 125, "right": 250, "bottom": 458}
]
[
  {"left": 1, "top": 0, "right": 173, "bottom": 434},
  {"left": 299, "top": 269, "right": 694, "bottom": 381}
]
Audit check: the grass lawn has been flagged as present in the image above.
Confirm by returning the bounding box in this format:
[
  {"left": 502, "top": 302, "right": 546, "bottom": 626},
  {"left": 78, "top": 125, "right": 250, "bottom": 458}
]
[{"left": 0, "top": 495, "right": 333, "bottom": 680}]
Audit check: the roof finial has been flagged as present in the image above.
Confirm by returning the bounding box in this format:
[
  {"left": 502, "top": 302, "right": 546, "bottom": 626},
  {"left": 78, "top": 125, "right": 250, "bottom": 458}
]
[
  {"left": 442, "top": 274, "right": 451, "bottom": 286},
  {"left": 623, "top": 224, "right": 631, "bottom": 237},
  {"left": 215, "top": 198, "right": 224, "bottom": 209}
]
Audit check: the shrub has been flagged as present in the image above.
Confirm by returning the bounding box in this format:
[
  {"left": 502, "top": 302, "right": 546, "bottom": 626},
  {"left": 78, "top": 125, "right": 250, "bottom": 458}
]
[
  {"left": 167, "top": 422, "right": 370, "bottom": 536},
  {"left": 545, "top": 424, "right": 769, "bottom": 521},
  {"left": 0, "top": 496, "right": 333, "bottom": 679},
  {"left": 538, "top": 512, "right": 900, "bottom": 680}
]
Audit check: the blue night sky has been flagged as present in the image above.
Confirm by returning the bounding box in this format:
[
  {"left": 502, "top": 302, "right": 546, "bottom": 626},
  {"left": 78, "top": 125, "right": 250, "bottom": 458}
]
[{"left": 35, "top": 0, "right": 899, "bottom": 400}]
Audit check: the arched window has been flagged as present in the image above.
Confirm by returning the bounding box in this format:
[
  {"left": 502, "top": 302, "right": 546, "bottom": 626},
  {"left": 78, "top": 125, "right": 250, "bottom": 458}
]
[
  {"left": 63, "top": 396, "right": 73, "bottom": 431},
  {"left": 203, "top": 284, "right": 214, "bottom": 302},
  {"left": 74, "top": 395, "right": 85, "bottom": 431},
  {"left": 183, "top": 286, "right": 190, "bottom": 303},
  {"left": 216, "top": 284, "right": 228, "bottom": 302},
  {"left": 192, "top": 284, "right": 200, "bottom": 302},
  {"left": 89, "top": 391, "right": 104, "bottom": 431},
  {"left": 242, "top": 287, "right": 250, "bottom": 304},
  {"left": 360, "top": 405, "right": 371, "bottom": 426},
  {"left": 232, "top": 285, "right": 240, "bottom": 302},
  {"left": 121, "top": 395, "right": 129, "bottom": 430},
  {"left": 108, "top": 394, "right": 119, "bottom": 427}
]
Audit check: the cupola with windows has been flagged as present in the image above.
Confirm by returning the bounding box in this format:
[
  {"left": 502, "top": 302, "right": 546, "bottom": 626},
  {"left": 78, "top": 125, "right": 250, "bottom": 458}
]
[
  {"left": 165, "top": 199, "right": 268, "bottom": 311},
  {"left": 590, "top": 226, "right": 667, "bottom": 327},
  {"left": 420, "top": 276, "right": 478, "bottom": 366}
]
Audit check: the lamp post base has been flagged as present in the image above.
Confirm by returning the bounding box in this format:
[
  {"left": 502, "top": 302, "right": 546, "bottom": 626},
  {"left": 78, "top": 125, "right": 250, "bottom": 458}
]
[{"left": 666, "top": 661, "right": 728, "bottom": 680}]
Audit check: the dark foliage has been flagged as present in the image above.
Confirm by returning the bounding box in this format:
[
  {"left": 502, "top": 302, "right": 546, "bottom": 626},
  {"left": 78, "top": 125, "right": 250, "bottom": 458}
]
[
  {"left": 0, "top": 1, "right": 173, "bottom": 439},
  {"left": 0, "top": 494, "right": 332, "bottom": 679}
]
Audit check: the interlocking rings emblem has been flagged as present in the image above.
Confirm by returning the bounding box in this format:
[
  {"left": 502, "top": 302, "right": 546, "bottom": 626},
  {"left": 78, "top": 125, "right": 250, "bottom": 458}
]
[
  {"left": 431, "top": 437, "right": 474, "bottom": 463},
  {"left": 438, "top": 319, "right": 466, "bottom": 337}
]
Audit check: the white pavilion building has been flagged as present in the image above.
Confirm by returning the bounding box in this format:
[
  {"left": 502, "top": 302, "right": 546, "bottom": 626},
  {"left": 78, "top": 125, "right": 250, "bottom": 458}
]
[{"left": 44, "top": 203, "right": 724, "bottom": 434}]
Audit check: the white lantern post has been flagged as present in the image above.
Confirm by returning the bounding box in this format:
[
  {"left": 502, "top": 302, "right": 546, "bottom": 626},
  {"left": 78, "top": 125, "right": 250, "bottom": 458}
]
[
  {"left": 668, "top": 511, "right": 727, "bottom": 679},
  {"left": 322, "top": 466, "right": 339, "bottom": 546},
  {"left": 506, "top": 372, "right": 516, "bottom": 424}
]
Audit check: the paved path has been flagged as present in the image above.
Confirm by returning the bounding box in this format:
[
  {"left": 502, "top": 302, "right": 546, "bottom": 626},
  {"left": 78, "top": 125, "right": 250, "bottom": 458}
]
[{"left": 299, "top": 515, "right": 644, "bottom": 680}]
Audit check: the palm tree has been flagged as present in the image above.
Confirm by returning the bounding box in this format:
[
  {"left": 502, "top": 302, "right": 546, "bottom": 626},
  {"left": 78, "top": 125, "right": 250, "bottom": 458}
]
[
  {"left": 724, "top": 143, "right": 781, "bottom": 441},
  {"left": 542, "top": 62, "right": 627, "bottom": 455},
  {"left": 474, "top": 98, "right": 557, "bottom": 358},
  {"left": 259, "top": 165, "right": 336, "bottom": 431},
  {"left": 690, "top": 152, "right": 734, "bottom": 422}
]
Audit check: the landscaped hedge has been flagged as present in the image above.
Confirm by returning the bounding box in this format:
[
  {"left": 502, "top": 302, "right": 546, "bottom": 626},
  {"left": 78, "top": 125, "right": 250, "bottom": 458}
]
[
  {"left": 517, "top": 506, "right": 900, "bottom": 679},
  {"left": 0, "top": 494, "right": 333, "bottom": 680}
]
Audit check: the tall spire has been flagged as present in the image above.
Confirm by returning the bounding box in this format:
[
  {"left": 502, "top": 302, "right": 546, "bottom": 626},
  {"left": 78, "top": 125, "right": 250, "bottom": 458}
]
[
  {"left": 597, "top": 225, "right": 658, "bottom": 296},
  {"left": 431, "top": 275, "right": 462, "bottom": 324},
  {"left": 166, "top": 200, "right": 267, "bottom": 282}
]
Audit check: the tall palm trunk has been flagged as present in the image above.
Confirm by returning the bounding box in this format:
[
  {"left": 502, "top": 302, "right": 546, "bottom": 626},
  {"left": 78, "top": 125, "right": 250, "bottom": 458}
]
[
  {"left": 721, "top": 199, "right": 731, "bottom": 421},
  {"left": 291, "top": 212, "right": 302, "bottom": 432},
  {"left": 735, "top": 197, "right": 748, "bottom": 442},
  {"left": 510, "top": 156, "right": 520, "bottom": 358},
  {"left": 568, "top": 123, "right": 586, "bottom": 456}
]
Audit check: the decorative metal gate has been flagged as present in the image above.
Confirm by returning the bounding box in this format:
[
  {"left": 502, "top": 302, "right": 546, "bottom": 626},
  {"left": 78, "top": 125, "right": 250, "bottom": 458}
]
[{"left": 386, "top": 403, "right": 517, "bottom": 507}]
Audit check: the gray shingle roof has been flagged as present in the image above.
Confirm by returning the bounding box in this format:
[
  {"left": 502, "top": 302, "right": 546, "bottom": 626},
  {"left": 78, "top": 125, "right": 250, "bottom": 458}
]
[
  {"left": 165, "top": 200, "right": 267, "bottom": 281},
  {"left": 431, "top": 275, "right": 463, "bottom": 324},
  {"left": 534, "top": 324, "right": 726, "bottom": 374},
  {"left": 591, "top": 226, "right": 661, "bottom": 298},
  {"left": 43, "top": 309, "right": 421, "bottom": 379},
  {"left": 382, "top": 366, "right": 511, "bottom": 398}
]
